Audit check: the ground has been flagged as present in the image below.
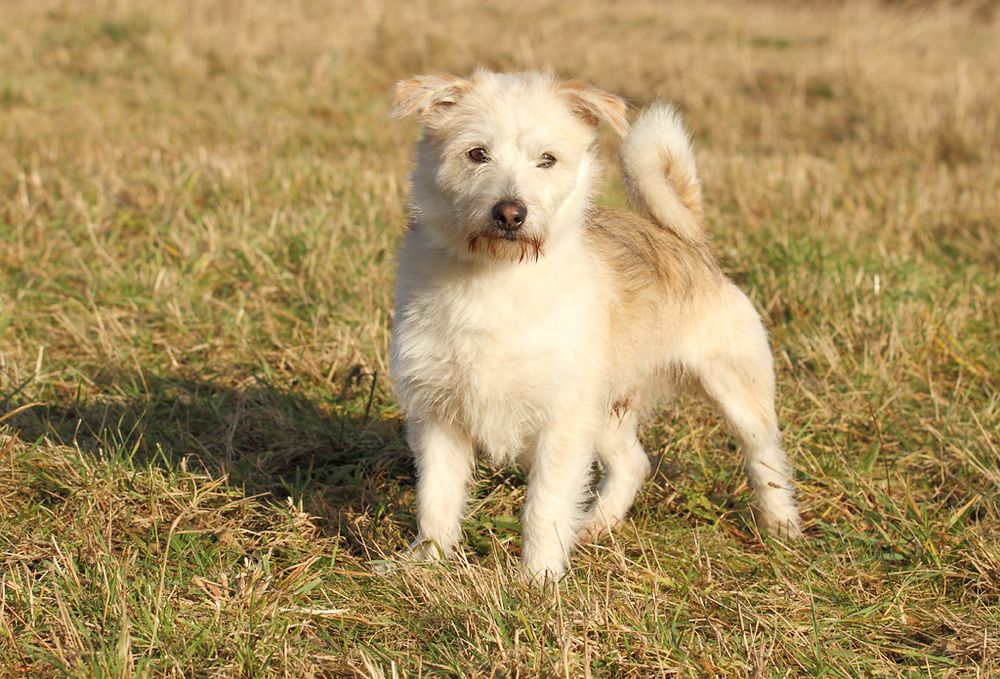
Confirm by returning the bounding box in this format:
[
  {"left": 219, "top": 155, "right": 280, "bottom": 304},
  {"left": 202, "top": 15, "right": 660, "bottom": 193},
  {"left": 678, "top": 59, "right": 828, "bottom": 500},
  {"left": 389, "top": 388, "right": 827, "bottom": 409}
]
[{"left": 1, "top": 0, "right": 998, "bottom": 676}]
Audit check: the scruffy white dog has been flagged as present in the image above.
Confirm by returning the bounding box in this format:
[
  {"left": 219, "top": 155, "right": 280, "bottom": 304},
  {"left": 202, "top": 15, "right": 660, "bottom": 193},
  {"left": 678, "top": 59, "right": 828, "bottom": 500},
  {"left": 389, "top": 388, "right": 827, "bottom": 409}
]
[{"left": 389, "top": 71, "right": 801, "bottom": 580}]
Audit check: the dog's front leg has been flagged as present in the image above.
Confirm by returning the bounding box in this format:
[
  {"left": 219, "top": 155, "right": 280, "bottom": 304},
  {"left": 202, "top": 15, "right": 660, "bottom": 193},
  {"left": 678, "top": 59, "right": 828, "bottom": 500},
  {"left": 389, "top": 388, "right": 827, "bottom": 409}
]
[
  {"left": 521, "top": 418, "right": 597, "bottom": 582},
  {"left": 407, "top": 418, "right": 475, "bottom": 560}
]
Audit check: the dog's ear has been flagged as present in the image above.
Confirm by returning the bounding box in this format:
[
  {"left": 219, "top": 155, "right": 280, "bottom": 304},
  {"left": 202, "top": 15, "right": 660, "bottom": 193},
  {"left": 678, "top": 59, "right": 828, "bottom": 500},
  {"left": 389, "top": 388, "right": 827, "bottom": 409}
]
[
  {"left": 560, "top": 81, "right": 629, "bottom": 137},
  {"left": 392, "top": 74, "right": 470, "bottom": 122}
]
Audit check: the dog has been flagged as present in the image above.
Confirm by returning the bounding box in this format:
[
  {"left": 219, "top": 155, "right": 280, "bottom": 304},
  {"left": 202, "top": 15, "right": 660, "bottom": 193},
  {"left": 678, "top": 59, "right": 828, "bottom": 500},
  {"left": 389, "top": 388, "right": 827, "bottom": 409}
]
[{"left": 389, "top": 71, "right": 801, "bottom": 581}]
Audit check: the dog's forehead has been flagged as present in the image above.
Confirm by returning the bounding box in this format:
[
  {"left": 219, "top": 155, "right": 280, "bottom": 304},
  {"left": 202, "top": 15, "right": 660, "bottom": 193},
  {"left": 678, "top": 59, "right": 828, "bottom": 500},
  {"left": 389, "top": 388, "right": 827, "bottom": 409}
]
[{"left": 450, "top": 79, "right": 592, "bottom": 148}]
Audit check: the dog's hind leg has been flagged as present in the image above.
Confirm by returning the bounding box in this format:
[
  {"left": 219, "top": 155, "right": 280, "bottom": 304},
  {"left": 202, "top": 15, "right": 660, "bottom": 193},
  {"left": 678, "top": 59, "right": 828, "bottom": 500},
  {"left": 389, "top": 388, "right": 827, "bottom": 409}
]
[
  {"left": 689, "top": 328, "right": 802, "bottom": 539},
  {"left": 580, "top": 410, "right": 650, "bottom": 541},
  {"left": 407, "top": 419, "right": 475, "bottom": 559}
]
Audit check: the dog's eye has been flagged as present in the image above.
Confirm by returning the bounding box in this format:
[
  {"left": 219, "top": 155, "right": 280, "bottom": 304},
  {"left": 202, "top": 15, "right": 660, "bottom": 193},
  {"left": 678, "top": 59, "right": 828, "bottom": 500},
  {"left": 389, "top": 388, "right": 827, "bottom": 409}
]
[
  {"left": 467, "top": 147, "right": 490, "bottom": 163},
  {"left": 538, "top": 153, "right": 557, "bottom": 169}
]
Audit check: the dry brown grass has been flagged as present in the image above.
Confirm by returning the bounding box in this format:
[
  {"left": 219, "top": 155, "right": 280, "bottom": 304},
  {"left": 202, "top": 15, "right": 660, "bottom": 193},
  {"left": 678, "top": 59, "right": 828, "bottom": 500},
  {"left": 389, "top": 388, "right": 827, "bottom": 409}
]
[{"left": 1, "top": 0, "right": 998, "bottom": 676}]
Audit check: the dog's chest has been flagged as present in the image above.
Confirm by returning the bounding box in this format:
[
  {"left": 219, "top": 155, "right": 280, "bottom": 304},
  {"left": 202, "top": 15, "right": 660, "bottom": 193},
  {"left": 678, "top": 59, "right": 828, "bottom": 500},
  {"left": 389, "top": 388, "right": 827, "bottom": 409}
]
[{"left": 393, "top": 267, "right": 602, "bottom": 460}]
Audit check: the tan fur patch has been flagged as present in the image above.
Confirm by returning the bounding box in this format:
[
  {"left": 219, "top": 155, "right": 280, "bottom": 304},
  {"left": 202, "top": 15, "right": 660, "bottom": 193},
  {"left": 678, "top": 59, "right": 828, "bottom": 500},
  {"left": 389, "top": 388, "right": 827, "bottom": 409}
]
[
  {"left": 586, "top": 207, "right": 721, "bottom": 296},
  {"left": 392, "top": 74, "right": 471, "bottom": 120},
  {"left": 667, "top": 162, "right": 704, "bottom": 220},
  {"left": 560, "top": 80, "right": 629, "bottom": 137},
  {"left": 467, "top": 233, "right": 544, "bottom": 263}
]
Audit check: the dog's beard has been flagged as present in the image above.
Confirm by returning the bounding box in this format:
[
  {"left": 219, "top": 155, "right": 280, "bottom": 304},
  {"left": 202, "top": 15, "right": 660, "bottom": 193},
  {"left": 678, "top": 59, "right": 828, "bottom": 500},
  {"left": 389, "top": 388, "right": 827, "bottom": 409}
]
[{"left": 466, "top": 228, "right": 544, "bottom": 263}]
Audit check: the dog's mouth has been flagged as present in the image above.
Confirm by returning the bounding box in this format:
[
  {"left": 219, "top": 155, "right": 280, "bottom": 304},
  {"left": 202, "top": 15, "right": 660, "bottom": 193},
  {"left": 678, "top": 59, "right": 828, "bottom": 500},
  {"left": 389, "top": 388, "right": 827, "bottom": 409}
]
[{"left": 467, "top": 227, "right": 544, "bottom": 263}]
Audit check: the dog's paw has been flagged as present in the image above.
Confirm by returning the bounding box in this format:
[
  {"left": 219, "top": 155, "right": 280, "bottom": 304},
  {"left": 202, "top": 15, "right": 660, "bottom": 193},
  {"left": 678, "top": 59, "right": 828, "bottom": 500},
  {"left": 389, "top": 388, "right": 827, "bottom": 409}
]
[
  {"left": 519, "top": 552, "right": 568, "bottom": 586},
  {"left": 406, "top": 536, "right": 452, "bottom": 561},
  {"left": 519, "top": 564, "right": 564, "bottom": 587},
  {"left": 578, "top": 506, "right": 628, "bottom": 544},
  {"left": 371, "top": 537, "right": 453, "bottom": 575},
  {"left": 755, "top": 506, "right": 803, "bottom": 540},
  {"left": 578, "top": 519, "right": 615, "bottom": 545}
]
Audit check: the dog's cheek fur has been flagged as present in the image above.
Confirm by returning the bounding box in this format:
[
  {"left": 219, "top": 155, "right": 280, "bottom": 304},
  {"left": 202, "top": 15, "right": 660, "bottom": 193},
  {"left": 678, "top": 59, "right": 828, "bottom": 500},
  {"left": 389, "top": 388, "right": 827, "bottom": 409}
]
[{"left": 522, "top": 161, "right": 577, "bottom": 224}]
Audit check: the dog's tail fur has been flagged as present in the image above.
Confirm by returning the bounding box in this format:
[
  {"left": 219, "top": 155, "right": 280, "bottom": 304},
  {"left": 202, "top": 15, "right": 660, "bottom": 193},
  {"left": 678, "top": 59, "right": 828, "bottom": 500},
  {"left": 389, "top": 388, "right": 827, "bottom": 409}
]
[{"left": 620, "top": 103, "right": 705, "bottom": 244}]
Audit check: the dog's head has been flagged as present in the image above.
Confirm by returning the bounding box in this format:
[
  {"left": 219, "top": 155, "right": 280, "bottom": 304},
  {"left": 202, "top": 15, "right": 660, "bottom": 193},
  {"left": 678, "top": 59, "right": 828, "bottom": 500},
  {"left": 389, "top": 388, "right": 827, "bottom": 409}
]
[{"left": 393, "top": 71, "right": 627, "bottom": 263}]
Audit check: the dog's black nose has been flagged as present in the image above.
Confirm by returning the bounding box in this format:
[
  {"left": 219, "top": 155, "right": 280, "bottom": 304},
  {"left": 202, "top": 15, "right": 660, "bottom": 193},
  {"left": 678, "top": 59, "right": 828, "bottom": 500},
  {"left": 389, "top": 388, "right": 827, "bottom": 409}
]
[{"left": 492, "top": 200, "right": 527, "bottom": 231}]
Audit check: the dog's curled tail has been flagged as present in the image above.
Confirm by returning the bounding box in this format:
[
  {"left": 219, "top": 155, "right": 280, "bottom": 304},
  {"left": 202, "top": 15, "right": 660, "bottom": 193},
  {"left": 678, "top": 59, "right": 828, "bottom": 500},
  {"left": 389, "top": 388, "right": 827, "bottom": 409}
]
[{"left": 621, "top": 103, "right": 705, "bottom": 244}]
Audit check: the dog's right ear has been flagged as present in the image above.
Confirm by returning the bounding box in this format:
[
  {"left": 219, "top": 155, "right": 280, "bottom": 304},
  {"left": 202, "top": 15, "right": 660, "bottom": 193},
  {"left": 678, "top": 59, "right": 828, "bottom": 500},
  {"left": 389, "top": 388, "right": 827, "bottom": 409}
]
[{"left": 392, "top": 74, "right": 470, "bottom": 122}]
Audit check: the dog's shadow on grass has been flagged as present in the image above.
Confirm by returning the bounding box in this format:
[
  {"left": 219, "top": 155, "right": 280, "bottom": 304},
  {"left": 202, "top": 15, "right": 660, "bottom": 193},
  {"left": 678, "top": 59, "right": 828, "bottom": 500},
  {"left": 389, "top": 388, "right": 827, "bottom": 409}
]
[{"left": 4, "top": 367, "right": 413, "bottom": 557}]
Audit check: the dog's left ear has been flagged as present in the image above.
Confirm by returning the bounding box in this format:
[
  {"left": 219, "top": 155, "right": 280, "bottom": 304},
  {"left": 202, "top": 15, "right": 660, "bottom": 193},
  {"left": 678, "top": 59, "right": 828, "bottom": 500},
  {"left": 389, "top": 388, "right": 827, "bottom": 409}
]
[
  {"left": 560, "top": 81, "right": 629, "bottom": 137},
  {"left": 392, "top": 74, "right": 470, "bottom": 123}
]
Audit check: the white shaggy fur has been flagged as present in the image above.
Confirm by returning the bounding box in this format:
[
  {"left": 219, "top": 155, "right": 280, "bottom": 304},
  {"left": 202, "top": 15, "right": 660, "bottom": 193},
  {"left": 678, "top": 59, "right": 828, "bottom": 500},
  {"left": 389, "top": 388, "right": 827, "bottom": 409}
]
[
  {"left": 621, "top": 103, "right": 704, "bottom": 244},
  {"left": 389, "top": 71, "right": 801, "bottom": 581}
]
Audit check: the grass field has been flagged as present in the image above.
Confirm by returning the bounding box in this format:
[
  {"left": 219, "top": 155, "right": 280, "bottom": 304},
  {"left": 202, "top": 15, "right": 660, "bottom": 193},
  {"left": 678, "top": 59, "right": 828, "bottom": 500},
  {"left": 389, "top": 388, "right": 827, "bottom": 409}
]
[{"left": 2, "top": 0, "right": 999, "bottom": 676}]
